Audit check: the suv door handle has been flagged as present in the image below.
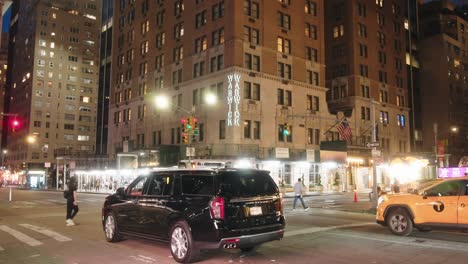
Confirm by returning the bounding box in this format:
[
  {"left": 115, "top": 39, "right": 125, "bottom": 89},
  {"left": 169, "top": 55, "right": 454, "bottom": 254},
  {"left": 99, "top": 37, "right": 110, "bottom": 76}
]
[{"left": 461, "top": 203, "right": 466, "bottom": 208}]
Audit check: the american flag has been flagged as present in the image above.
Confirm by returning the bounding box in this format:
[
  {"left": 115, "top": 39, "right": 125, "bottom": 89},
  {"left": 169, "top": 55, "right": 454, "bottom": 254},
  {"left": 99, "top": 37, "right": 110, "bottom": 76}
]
[{"left": 337, "top": 118, "right": 352, "bottom": 142}]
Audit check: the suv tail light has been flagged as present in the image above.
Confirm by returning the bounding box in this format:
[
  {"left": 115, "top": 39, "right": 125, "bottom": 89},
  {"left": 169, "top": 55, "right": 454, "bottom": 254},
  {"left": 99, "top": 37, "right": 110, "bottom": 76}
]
[
  {"left": 275, "top": 195, "right": 283, "bottom": 214},
  {"left": 210, "top": 197, "right": 225, "bottom": 220}
]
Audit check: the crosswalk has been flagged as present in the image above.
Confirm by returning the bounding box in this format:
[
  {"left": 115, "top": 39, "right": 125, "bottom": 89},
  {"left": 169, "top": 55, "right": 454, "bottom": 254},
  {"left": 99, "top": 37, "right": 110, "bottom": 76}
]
[
  {"left": 0, "top": 223, "right": 72, "bottom": 251},
  {"left": 9, "top": 198, "right": 104, "bottom": 207}
]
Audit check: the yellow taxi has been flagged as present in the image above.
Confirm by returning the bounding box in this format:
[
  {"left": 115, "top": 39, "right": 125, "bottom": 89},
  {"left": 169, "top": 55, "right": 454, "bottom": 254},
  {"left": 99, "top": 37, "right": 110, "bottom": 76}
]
[{"left": 376, "top": 177, "right": 468, "bottom": 236}]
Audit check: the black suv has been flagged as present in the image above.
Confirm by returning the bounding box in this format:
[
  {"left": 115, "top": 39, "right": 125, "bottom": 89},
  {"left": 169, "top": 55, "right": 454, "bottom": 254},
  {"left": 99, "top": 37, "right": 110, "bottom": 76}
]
[{"left": 102, "top": 169, "right": 285, "bottom": 263}]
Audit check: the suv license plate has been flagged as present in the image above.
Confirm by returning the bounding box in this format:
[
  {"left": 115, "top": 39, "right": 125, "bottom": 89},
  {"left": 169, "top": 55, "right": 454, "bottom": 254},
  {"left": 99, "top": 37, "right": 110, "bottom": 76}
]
[{"left": 250, "top": 206, "right": 262, "bottom": 216}]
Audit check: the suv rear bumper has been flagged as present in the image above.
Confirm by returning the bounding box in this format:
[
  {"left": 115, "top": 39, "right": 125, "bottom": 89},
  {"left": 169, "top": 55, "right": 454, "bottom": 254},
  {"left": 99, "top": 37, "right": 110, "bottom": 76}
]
[{"left": 196, "top": 229, "right": 285, "bottom": 250}]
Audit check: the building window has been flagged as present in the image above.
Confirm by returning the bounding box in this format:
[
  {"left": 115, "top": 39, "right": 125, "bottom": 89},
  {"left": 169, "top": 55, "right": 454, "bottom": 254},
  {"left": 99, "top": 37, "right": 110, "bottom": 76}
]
[
  {"left": 396, "top": 95, "right": 405, "bottom": 107},
  {"left": 333, "top": 25, "right": 344, "bottom": 38},
  {"left": 361, "top": 85, "right": 370, "bottom": 98},
  {"left": 211, "top": 27, "right": 225, "bottom": 46},
  {"left": 357, "top": 2, "right": 367, "bottom": 17},
  {"left": 195, "top": 10, "right": 207, "bottom": 28},
  {"left": 199, "top": 123, "right": 204, "bottom": 141},
  {"left": 277, "top": 12, "right": 291, "bottom": 30},
  {"left": 277, "top": 89, "right": 292, "bottom": 106},
  {"left": 244, "top": 82, "right": 261, "bottom": 100},
  {"left": 380, "top": 111, "right": 389, "bottom": 125},
  {"left": 277, "top": 62, "right": 292, "bottom": 79},
  {"left": 307, "top": 95, "right": 319, "bottom": 111},
  {"left": 306, "top": 47, "right": 318, "bottom": 62},
  {"left": 359, "top": 44, "right": 368, "bottom": 57},
  {"left": 277, "top": 37, "right": 291, "bottom": 54},
  {"left": 244, "top": 120, "right": 252, "bottom": 138},
  {"left": 253, "top": 121, "right": 261, "bottom": 139},
  {"left": 219, "top": 120, "right": 226, "bottom": 139},
  {"left": 376, "top": 0, "right": 384, "bottom": 8},
  {"left": 377, "top": 12, "right": 385, "bottom": 26},
  {"left": 361, "top": 107, "right": 370, "bottom": 120},
  {"left": 307, "top": 70, "right": 319, "bottom": 85},
  {"left": 305, "top": 23, "right": 317, "bottom": 39},
  {"left": 359, "top": 64, "right": 369, "bottom": 77},
  {"left": 379, "top": 90, "right": 388, "bottom": 103},
  {"left": 358, "top": 23, "right": 367, "bottom": 37},
  {"left": 244, "top": 53, "right": 260, "bottom": 71},
  {"left": 244, "top": 26, "right": 260, "bottom": 44},
  {"left": 174, "top": 0, "right": 184, "bottom": 16},
  {"left": 305, "top": 0, "right": 317, "bottom": 15},
  {"left": 397, "top": 114, "right": 406, "bottom": 127},
  {"left": 212, "top": 1, "right": 225, "bottom": 20},
  {"left": 174, "top": 22, "right": 184, "bottom": 39},
  {"left": 244, "top": 0, "right": 260, "bottom": 19}
]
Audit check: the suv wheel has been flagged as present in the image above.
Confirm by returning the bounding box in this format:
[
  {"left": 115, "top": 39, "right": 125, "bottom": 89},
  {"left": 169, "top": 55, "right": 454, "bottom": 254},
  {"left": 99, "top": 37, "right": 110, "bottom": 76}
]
[
  {"left": 104, "top": 212, "right": 123, "bottom": 242},
  {"left": 386, "top": 208, "right": 413, "bottom": 237},
  {"left": 170, "top": 221, "right": 199, "bottom": 263}
]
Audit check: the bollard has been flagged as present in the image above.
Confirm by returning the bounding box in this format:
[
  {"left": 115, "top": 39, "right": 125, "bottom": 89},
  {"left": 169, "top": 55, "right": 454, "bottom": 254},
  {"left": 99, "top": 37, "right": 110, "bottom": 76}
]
[
  {"left": 9, "top": 187, "right": 12, "bottom": 202},
  {"left": 353, "top": 190, "right": 358, "bottom": 203}
]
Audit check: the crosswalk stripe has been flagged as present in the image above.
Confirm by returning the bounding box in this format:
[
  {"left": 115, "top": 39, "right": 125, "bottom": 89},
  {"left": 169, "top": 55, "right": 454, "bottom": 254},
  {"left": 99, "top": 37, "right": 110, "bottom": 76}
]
[
  {"left": 0, "top": 225, "right": 43, "bottom": 246},
  {"left": 18, "top": 224, "right": 71, "bottom": 242}
]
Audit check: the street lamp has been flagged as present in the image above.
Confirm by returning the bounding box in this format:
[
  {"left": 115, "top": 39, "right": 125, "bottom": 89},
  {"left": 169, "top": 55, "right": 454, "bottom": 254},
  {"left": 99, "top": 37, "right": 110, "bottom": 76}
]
[
  {"left": 1, "top": 149, "right": 7, "bottom": 169},
  {"left": 27, "top": 135, "right": 37, "bottom": 144}
]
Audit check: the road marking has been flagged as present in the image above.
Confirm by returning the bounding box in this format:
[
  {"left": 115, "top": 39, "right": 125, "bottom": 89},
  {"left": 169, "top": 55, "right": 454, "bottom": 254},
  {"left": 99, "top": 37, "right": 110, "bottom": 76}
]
[
  {"left": 19, "top": 224, "right": 72, "bottom": 242},
  {"left": 130, "top": 255, "right": 157, "bottom": 263},
  {"left": 330, "top": 231, "right": 468, "bottom": 253},
  {"left": 0, "top": 225, "right": 43, "bottom": 246},
  {"left": 285, "top": 222, "right": 375, "bottom": 237}
]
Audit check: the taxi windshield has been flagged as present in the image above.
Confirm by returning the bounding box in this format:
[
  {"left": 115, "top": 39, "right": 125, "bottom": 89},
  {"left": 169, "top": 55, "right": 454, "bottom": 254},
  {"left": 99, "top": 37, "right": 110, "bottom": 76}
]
[{"left": 413, "top": 180, "right": 442, "bottom": 194}]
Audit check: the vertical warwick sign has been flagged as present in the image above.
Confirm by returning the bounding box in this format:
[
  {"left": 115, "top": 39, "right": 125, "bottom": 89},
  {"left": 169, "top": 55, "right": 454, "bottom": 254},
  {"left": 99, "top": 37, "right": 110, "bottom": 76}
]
[{"left": 227, "top": 73, "right": 241, "bottom": 126}]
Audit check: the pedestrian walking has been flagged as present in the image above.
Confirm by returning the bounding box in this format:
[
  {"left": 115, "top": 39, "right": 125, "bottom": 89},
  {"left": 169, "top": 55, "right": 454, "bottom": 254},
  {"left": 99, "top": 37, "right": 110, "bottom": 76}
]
[
  {"left": 293, "top": 178, "right": 309, "bottom": 210},
  {"left": 65, "top": 176, "right": 79, "bottom": 226}
]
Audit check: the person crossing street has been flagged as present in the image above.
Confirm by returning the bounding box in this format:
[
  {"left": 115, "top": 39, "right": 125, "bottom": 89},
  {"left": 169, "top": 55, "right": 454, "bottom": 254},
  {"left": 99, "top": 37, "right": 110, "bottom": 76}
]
[
  {"left": 293, "top": 178, "right": 309, "bottom": 210},
  {"left": 65, "top": 176, "right": 79, "bottom": 226}
]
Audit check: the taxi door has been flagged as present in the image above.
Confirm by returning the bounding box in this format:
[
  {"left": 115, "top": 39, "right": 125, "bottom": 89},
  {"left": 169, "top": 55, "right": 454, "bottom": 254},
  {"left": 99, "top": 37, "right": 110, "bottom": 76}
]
[
  {"left": 458, "top": 180, "right": 468, "bottom": 226},
  {"left": 414, "top": 180, "right": 463, "bottom": 224}
]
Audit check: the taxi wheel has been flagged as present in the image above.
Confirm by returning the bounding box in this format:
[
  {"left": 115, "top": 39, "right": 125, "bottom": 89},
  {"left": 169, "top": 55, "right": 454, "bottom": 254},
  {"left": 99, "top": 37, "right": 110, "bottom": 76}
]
[{"left": 387, "top": 208, "right": 413, "bottom": 236}]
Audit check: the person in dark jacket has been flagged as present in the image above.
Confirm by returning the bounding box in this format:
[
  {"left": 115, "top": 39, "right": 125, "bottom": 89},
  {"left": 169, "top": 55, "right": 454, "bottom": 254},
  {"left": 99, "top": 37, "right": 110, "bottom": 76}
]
[{"left": 66, "top": 176, "right": 79, "bottom": 226}]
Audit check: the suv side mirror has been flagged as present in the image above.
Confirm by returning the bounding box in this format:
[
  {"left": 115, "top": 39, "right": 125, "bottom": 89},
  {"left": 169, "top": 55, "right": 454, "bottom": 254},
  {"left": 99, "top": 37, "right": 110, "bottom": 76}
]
[
  {"left": 422, "top": 191, "right": 428, "bottom": 199},
  {"left": 116, "top": 187, "right": 126, "bottom": 197}
]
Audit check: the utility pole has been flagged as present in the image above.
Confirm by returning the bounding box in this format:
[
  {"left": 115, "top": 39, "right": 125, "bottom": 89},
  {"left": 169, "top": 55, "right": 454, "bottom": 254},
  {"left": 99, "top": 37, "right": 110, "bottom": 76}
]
[{"left": 371, "top": 101, "right": 378, "bottom": 209}]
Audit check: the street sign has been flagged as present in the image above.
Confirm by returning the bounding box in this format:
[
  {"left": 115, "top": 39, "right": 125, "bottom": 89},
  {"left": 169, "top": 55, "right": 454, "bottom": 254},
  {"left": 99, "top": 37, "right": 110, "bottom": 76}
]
[
  {"left": 186, "top": 147, "right": 195, "bottom": 157},
  {"left": 366, "top": 142, "right": 380, "bottom": 148},
  {"left": 371, "top": 149, "right": 381, "bottom": 157}
]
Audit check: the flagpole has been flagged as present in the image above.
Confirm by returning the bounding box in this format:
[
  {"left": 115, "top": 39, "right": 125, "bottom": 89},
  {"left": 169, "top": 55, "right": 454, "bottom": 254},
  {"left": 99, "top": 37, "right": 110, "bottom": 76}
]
[{"left": 323, "top": 116, "right": 345, "bottom": 135}]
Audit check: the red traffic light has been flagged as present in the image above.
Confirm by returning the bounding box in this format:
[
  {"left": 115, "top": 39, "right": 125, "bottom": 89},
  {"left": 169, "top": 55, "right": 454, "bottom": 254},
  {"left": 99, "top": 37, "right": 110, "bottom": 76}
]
[
  {"left": 10, "top": 118, "right": 21, "bottom": 131},
  {"left": 181, "top": 118, "right": 186, "bottom": 124}
]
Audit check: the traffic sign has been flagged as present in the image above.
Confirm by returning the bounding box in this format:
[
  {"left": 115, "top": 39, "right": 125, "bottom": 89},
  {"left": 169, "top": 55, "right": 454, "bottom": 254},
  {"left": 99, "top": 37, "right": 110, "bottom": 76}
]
[{"left": 366, "top": 142, "right": 380, "bottom": 148}]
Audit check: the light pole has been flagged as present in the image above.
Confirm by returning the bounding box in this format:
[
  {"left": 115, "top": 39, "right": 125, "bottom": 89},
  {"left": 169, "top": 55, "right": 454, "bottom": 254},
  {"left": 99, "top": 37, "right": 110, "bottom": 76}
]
[
  {"left": 154, "top": 93, "right": 217, "bottom": 164},
  {"left": 1, "top": 150, "right": 7, "bottom": 169}
]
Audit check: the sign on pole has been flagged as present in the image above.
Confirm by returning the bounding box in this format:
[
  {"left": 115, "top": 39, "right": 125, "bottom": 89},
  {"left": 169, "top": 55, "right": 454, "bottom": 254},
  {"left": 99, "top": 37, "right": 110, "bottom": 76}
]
[
  {"left": 186, "top": 147, "right": 195, "bottom": 157},
  {"left": 366, "top": 142, "right": 380, "bottom": 148}
]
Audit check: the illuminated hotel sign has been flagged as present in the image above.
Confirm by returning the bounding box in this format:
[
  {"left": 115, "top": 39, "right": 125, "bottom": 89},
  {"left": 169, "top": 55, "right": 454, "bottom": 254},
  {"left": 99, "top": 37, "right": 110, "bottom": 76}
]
[{"left": 227, "top": 73, "right": 241, "bottom": 126}]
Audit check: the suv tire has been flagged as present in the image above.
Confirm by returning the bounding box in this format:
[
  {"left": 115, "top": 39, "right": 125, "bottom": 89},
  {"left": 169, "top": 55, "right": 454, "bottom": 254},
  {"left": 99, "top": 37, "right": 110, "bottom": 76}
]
[
  {"left": 386, "top": 208, "right": 413, "bottom": 237},
  {"left": 170, "top": 221, "right": 200, "bottom": 263},
  {"left": 104, "top": 212, "right": 123, "bottom": 242}
]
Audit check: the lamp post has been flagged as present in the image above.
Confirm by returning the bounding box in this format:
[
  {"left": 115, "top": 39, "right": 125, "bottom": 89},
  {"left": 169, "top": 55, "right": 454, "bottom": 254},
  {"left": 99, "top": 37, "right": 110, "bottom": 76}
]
[
  {"left": 434, "top": 123, "right": 459, "bottom": 168},
  {"left": 154, "top": 93, "right": 217, "bottom": 164},
  {"left": 1, "top": 150, "right": 7, "bottom": 169}
]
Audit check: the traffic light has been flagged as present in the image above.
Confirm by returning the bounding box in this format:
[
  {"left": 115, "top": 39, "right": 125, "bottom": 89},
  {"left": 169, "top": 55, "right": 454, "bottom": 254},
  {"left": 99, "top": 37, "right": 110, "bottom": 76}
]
[
  {"left": 182, "top": 132, "right": 188, "bottom": 144},
  {"left": 193, "top": 117, "right": 199, "bottom": 135},
  {"left": 283, "top": 123, "right": 290, "bottom": 136},
  {"left": 11, "top": 118, "right": 21, "bottom": 132},
  {"left": 185, "top": 117, "right": 192, "bottom": 131}
]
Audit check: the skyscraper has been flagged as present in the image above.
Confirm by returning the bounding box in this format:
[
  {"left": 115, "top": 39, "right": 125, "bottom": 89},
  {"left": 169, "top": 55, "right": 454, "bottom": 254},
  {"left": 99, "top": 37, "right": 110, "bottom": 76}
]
[
  {"left": 324, "top": 0, "right": 411, "bottom": 157},
  {"left": 108, "top": 1, "right": 337, "bottom": 174},
  {"left": 4, "top": 0, "right": 101, "bottom": 185},
  {"left": 418, "top": 0, "right": 467, "bottom": 166}
]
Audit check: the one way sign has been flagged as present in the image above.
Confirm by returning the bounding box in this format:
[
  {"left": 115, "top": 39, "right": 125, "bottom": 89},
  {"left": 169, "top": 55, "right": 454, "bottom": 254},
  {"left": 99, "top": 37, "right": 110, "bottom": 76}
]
[{"left": 366, "top": 142, "right": 380, "bottom": 148}]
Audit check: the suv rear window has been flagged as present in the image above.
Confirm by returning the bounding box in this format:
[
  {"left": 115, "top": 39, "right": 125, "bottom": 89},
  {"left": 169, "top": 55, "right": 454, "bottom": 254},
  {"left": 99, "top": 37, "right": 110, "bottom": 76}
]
[{"left": 218, "top": 170, "right": 278, "bottom": 197}]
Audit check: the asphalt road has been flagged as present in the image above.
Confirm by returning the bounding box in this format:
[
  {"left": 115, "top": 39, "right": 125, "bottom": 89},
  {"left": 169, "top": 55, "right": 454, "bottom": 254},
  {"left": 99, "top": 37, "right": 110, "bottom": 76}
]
[{"left": 1, "top": 188, "right": 468, "bottom": 264}]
